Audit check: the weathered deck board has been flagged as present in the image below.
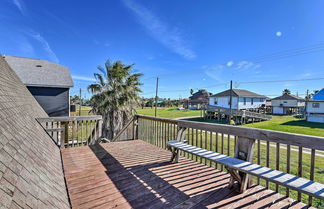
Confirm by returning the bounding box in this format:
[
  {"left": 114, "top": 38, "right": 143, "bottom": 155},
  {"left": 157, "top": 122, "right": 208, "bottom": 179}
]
[{"left": 62, "top": 140, "right": 310, "bottom": 209}]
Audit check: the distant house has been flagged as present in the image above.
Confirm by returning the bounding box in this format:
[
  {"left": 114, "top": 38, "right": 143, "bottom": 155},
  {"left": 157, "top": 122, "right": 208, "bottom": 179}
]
[
  {"left": 306, "top": 89, "right": 324, "bottom": 123},
  {"left": 189, "top": 89, "right": 212, "bottom": 109},
  {"left": 209, "top": 89, "right": 266, "bottom": 110},
  {"left": 4, "top": 56, "right": 74, "bottom": 116},
  {"left": 271, "top": 94, "right": 305, "bottom": 115}
]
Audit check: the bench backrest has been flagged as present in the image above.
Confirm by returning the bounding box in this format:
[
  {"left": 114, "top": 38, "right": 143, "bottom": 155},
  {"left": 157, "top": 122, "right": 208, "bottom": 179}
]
[{"left": 0, "top": 57, "right": 70, "bottom": 208}]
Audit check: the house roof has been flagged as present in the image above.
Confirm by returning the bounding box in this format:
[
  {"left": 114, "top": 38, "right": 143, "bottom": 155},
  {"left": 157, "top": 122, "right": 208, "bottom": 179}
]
[
  {"left": 3, "top": 56, "right": 74, "bottom": 88},
  {"left": 189, "top": 89, "right": 212, "bottom": 101},
  {"left": 272, "top": 94, "right": 305, "bottom": 101},
  {"left": 211, "top": 89, "right": 266, "bottom": 98},
  {"left": 313, "top": 88, "right": 324, "bottom": 101}
]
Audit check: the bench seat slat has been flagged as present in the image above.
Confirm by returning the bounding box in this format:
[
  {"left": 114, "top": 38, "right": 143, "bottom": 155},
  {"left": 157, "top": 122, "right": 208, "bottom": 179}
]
[{"left": 167, "top": 141, "right": 324, "bottom": 200}]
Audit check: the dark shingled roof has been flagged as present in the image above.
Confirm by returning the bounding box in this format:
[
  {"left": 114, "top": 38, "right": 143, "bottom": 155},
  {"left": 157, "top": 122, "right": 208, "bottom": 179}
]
[
  {"left": 211, "top": 89, "right": 266, "bottom": 98},
  {"left": 0, "top": 57, "right": 70, "bottom": 208},
  {"left": 3, "top": 56, "right": 74, "bottom": 88},
  {"left": 272, "top": 94, "right": 305, "bottom": 101}
]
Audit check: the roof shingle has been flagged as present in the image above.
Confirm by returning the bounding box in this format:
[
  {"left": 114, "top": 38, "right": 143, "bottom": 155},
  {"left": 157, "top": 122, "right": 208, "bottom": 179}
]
[
  {"left": 211, "top": 89, "right": 266, "bottom": 98},
  {"left": 3, "top": 56, "right": 74, "bottom": 88}
]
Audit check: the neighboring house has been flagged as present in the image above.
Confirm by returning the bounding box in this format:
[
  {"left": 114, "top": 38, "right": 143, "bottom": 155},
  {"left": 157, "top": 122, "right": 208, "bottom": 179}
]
[
  {"left": 209, "top": 89, "right": 266, "bottom": 110},
  {"left": 306, "top": 89, "right": 324, "bottom": 123},
  {"left": 271, "top": 94, "right": 305, "bottom": 115},
  {"left": 189, "top": 89, "right": 212, "bottom": 109},
  {"left": 4, "top": 56, "right": 74, "bottom": 116}
]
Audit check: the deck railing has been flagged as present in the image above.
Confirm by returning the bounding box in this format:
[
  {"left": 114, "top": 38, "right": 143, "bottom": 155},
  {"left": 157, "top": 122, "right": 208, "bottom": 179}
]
[
  {"left": 37, "top": 115, "right": 102, "bottom": 148},
  {"left": 135, "top": 114, "right": 324, "bottom": 207}
]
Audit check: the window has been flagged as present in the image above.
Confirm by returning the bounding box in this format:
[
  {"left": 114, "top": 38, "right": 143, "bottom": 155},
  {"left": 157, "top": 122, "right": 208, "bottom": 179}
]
[
  {"left": 312, "top": 103, "right": 320, "bottom": 108},
  {"left": 283, "top": 101, "right": 287, "bottom": 103},
  {"left": 243, "top": 98, "right": 246, "bottom": 105},
  {"left": 251, "top": 98, "right": 253, "bottom": 105},
  {"left": 214, "top": 98, "right": 218, "bottom": 105}
]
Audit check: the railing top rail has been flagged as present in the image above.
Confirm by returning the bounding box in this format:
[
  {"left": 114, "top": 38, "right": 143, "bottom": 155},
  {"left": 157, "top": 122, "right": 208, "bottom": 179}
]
[
  {"left": 37, "top": 115, "right": 102, "bottom": 123},
  {"left": 136, "top": 114, "right": 178, "bottom": 124},
  {"left": 136, "top": 114, "right": 324, "bottom": 151}
]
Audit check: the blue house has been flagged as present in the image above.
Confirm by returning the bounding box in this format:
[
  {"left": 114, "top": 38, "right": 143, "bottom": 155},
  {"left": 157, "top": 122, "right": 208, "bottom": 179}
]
[{"left": 313, "top": 88, "right": 324, "bottom": 100}]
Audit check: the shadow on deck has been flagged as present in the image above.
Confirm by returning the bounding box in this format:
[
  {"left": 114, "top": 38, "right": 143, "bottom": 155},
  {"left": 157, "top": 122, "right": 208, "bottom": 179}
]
[{"left": 61, "top": 140, "right": 308, "bottom": 209}]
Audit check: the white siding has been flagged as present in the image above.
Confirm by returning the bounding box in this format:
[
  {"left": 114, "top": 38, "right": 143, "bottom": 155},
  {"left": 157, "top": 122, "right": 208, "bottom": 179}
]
[
  {"left": 306, "top": 101, "right": 324, "bottom": 113},
  {"left": 209, "top": 96, "right": 265, "bottom": 109},
  {"left": 306, "top": 101, "right": 324, "bottom": 123},
  {"left": 237, "top": 97, "right": 266, "bottom": 109},
  {"left": 209, "top": 96, "right": 238, "bottom": 109},
  {"left": 273, "top": 107, "right": 284, "bottom": 114},
  {"left": 308, "top": 115, "right": 324, "bottom": 123},
  {"left": 272, "top": 100, "right": 305, "bottom": 107}
]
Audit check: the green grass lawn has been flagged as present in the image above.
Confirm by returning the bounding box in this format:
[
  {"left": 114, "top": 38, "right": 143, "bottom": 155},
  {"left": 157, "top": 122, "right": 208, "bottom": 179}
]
[
  {"left": 136, "top": 107, "right": 202, "bottom": 119},
  {"left": 71, "top": 105, "right": 93, "bottom": 116},
  {"left": 243, "top": 116, "right": 324, "bottom": 137}
]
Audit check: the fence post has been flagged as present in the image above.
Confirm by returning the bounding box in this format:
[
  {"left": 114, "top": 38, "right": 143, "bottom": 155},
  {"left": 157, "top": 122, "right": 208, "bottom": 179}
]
[
  {"left": 64, "top": 122, "right": 69, "bottom": 145},
  {"left": 98, "top": 119, "right": 103, "bottom": 140},
  {"left": 135, "top": 116, "right": 139, "bottom": 140}
]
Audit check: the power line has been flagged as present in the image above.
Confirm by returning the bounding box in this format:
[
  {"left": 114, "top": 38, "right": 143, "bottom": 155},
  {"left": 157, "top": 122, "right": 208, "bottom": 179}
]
[
  {"left": 139, "top": 42, "right": 324, "bottom": 79},
  {"left": 238, "top": 77, "right": 324, "bottom": 84}
]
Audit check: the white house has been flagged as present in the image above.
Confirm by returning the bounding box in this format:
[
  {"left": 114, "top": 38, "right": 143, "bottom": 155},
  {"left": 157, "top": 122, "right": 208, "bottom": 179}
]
[
  {"left": 209, "top": 89, "right": 266, "bottom": 110},
  {"left": 306, "top": 89, "right": 324, "bottom": 123},
  {"left": 271, "top": 94, "right": 305, "bottom": 115}
]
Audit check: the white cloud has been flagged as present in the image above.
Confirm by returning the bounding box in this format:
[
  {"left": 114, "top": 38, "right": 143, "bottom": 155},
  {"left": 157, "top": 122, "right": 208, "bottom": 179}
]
[
  {"left": 72, "top": 75, "right": 96, "bottom": 82},
  {"left": 226, "top": 61, "right": 234, "bottom": 67},
  {"left": 235, "top": 61, "right": 260, "bottom": 70},
  {"left": 203, "top": 60, "right": 261, "bottom": 81},
  {"left": 28, "top": 32, "right": 59, "bottom": 63},
  {"left": 276, "top": 31, "right": 282, "bottom": 37},
  {"left": 121, "top": 0, "right": 196, "bottom": 59},
  {"left": 12, "top": 0, "right": 27, "bottom": 16}
]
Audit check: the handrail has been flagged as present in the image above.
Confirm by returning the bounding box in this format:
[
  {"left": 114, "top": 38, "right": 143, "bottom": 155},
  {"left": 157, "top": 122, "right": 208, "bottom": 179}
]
[
  {"left": 37, "top": 115, "right": 103, "bottom": 148},
  {"left": 136, "top": 114, "right": 324, "bottom": 206},
  {"left": 37, "top": 115, "right": 102, "bottom": 123},
  {"left": 136, "top": 114, "right": 324, "bottom": 151}
]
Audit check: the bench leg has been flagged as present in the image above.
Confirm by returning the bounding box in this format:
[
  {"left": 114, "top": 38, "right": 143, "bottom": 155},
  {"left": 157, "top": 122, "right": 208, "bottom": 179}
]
[
  {"left": 170, "top": 147, "right": 179, "bottom": 163},
  {"left": 240, "top": 173, "right": 251, "bottom": 193},
  {"left": 226, "top": 167, "right": 253, "bottom": 193}
]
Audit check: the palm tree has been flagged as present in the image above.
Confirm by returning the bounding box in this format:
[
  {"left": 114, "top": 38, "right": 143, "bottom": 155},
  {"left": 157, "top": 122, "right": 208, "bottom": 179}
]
[
  {"left": 282, "top": 89, "right": 291, "bottom": 95},
  {"left": 88, "top": 60, "right": 142, "bottom": 140}
]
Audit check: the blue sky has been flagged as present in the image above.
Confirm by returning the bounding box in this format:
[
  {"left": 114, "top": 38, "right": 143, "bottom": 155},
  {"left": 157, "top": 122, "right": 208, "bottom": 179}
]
[{"left": 1, "top": 0, "right": 324, "bottom": 99}]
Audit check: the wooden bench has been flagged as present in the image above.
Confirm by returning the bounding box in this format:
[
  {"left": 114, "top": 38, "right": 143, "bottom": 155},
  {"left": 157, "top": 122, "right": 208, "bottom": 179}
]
[{"left": 167, "top": 128, "right": 324, "bottom": 199}]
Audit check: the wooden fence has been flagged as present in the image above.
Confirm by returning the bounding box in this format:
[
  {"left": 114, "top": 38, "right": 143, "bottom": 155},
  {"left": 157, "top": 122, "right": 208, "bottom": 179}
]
[
  {"left": 135, "top": 114, "right": 324, "bottom": 207},
  {"left": 37, "top": 115, "right": 103, "bottom": 148}
]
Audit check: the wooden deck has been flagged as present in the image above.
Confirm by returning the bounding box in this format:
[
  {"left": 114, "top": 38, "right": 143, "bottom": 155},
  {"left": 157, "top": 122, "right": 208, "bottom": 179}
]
[{"left": 61, "top": 140, "right": 309, "bottom": 209}]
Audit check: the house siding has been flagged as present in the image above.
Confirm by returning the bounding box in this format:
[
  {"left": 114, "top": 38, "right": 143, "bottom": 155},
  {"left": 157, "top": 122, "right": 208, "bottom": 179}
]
[
  {"left": 306, "top": 101, "right": 324, "bottom": 123},
  {"left": 271, "top": 100, "right": 305, "bottom": 107},
  {"left": 209, "top": 96, "right": 265, "bottom": 109},
  {"left": 27, "top": 87, "right": 70, "bottom": 116}
]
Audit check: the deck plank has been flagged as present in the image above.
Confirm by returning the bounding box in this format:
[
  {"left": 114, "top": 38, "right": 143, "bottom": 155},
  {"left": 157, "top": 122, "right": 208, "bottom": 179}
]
[{"left": 61, "top": 140, "right": 309, "bottom": 209}]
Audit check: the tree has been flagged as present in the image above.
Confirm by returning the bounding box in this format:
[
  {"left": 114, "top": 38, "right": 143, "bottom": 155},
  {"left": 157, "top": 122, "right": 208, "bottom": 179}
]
[
  {"left": 305, "top": 90, "right": 319, "bottom": 100},
  {"left": 88, "top": 60, "right": 142, "bottom": 140},
  {"left": 190, "top": 89, "right": 194, "bottom": 95},
  {"left": 282, "top": 89, "right": 291, "bottom": 95},
  {"left": 70, "top": 95, "right": 81, "bottom": 104}
]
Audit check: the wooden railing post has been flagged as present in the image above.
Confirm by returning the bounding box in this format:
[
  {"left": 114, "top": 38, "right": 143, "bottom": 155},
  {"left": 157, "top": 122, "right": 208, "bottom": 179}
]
[
  {"left": 64, "top": 122, "right": 69, "bottom": 145},
  {"left": 133, "top": 116, "right": 139, "bottom": 140}
]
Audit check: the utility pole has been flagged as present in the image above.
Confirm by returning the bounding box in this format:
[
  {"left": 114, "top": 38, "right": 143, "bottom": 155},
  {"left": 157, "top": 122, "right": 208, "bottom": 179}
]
[
  {"left": 229, "top": 80, "right": 233, "bottom": 124},
  {"left": 154, "top": 77, "right": 159, "bottom": 117},
  {"left": 79, "top": 88, "right": 82, "bottom": 116},
  {"left": 305, "top": 89, "right": 309, "bottom": 119}
]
